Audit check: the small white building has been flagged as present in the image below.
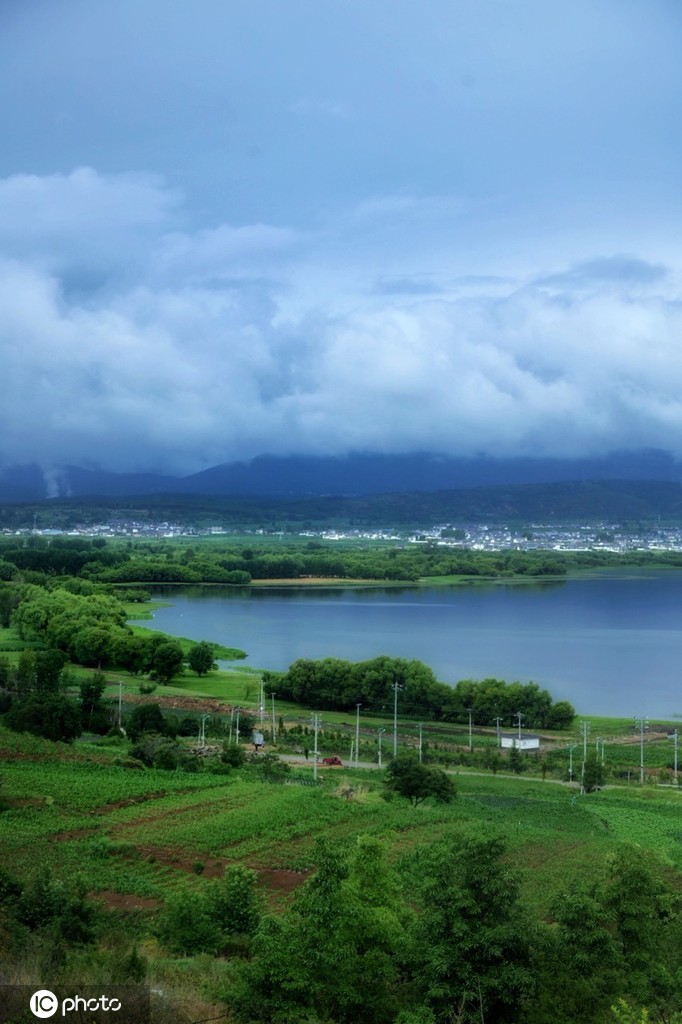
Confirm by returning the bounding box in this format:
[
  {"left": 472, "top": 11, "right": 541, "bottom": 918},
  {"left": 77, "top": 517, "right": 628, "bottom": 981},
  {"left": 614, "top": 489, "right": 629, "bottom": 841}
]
[{"left": 500, "top": 734, "right": 541, "bottom": 751}]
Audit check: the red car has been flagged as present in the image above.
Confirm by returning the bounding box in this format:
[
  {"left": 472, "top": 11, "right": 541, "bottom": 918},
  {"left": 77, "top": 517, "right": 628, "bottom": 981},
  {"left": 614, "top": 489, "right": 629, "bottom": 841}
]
[{"left": 321, "top": 756, "right": 343, "bottom": 766}]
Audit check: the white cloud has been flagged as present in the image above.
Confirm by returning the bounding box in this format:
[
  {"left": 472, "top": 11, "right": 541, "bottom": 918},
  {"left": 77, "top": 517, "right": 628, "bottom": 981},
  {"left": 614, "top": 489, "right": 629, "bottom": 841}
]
[{"left": 2, "top": 168, "right": 682, "bottom": 474}]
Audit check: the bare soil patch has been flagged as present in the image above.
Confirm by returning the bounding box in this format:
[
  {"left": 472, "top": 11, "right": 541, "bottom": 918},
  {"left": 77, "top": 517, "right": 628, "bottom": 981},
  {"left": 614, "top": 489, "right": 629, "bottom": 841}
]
[
  {"left": 135, "top": 844, "right": 226, "bottom": 878},
  {"left": 124, "top": 694, "right": 233, "bottom": 713},
  {"left": 256, "top": 867, "right": 313, "bottom": 893},
  {"left": 91, "top": 889, "right": 161, "bottom": 912}
]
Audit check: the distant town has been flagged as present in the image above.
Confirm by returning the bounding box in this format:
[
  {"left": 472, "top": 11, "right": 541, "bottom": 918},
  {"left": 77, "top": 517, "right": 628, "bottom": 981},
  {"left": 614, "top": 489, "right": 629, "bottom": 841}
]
[{"left": 5, "top": 519, "right": 682, "bottom": 553}]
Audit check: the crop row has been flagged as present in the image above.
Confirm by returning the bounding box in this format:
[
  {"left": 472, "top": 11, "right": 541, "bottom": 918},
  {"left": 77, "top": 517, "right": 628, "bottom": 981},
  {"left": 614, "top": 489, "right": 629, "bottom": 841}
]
[{"left": 0, "top": 760, "right": 228, "bottom": 811}]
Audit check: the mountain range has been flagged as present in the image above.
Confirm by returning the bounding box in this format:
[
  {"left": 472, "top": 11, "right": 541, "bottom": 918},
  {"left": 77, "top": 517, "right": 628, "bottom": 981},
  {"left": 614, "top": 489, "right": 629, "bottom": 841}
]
[{"left": 1, "top": 450, "right": 681, "bottom": 503}]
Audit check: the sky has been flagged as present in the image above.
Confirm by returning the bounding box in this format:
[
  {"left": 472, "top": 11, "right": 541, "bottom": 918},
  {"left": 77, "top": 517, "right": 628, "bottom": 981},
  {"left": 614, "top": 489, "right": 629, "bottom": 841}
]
[{"left": 1, "top": 0, "right": 682, "bottom": 475}]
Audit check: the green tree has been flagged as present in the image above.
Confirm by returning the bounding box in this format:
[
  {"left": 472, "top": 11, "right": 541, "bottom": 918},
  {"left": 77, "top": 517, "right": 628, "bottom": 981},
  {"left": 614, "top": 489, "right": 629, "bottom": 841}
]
[
  {"left": 151, "top": 640, "right": 184, "bottom": 683},
  {"left": 230, "top": 837, "right": 406, "bottom": 1024},
  {"left": 34, "top": 648, "right": 68, "bottom": 693},
  {"left": 187, "top": 640, "right": 215, "bottom": 676},
  {"left": 528, "top": 885, "right": 623, "bottom": 1024},
  {"left": 583, "top": 752, "right": 605, "bottom": 792},
  {"left": 16, "top": 649, "right": 37, "bottom": 696},
  {"left": 385, "top": 754, "right": 455, "bottom": 807},
  {"left": 72, "top": 625, "right": 115, "bottom": 667},
  {"left": 157, "top": 889, "right": 222, "bottom": 955},
  {"left": 221, "top": 741, "right": 246, "bottom": 768},
  {"left": 407, "top": 833, "right": 535, "bottom": 1023},
  {"left": 79, "top": 670, "right": 109, "bottom": 733},
  {"left": 126, "top": 702, "right": 167, "bottom": 741},
  {"left": 507, "top": 744, "right": 525, "bottom": 773},
  {"left": 211, "top": 865, "right": 261, "bottom": 936},
  {"left": 6, "top": 693, "right": 82, "bottom": 743}
]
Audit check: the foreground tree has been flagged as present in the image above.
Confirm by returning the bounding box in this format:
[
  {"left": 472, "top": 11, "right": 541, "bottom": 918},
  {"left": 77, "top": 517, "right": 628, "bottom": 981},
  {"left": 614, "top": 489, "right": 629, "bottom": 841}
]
[
  {"left": 406, "top": 833, "right": 535, "bottom": 1023},
  {"left": 229, "top": 837, "right": 407, "bottom": 1024}
]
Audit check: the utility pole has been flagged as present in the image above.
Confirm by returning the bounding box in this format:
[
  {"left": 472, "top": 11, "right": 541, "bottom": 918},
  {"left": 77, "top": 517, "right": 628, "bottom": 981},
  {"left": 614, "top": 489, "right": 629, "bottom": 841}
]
[
  {"left": 355, "top": 703, "right": 362, "bottom": 768},
  {"left": 467, "top": 708, "right": 473, "bottom": 752},
  {"left": 259, "top": 678, "right": 265, "bottom": 726},
  {"left": 580, "top": 720, "right": 591, "bottom": 761},
  {"left": 568, "top": 744, "right": 577, "bottom": 783},
  {"left": 514, "top": 711, "right": 524, "bottom": 743},
  {"left": 634, "top": 715, "right": 648, "bottom": 784},
  {"left": 312, "top": 713, "right": 320, "bottom": 783},
  {"left": 393, "top": 681, "right": 400, "bottom": 756},
  {"left": 377, "top": 728, "right": 386, "bottom": 769},
  {"left": 118, "top": 681, "right": 123, "bottom": 730},
  {"left": 418, "top": 722, "right": 423, "bottom": 763},
  {"left": 494, "top": 716, "right": 503, "bottom": 748},
  {"left": 235, "top": 707, "right": 241, "bottom": 746},
  {"left": 580, "top": 720, "right": 590, "bottom": 790},
  {"left": 199, "top": 713, "right": 209, "bottom": 748},
  {"left": 271, "top": 693, "right": 276, "bottom": 746},
  {"left": 228, "top": 707, "right": 234, "bottom": 744},
  {"left": 670, "top": 729, "right": 679, "bottom": 782}
]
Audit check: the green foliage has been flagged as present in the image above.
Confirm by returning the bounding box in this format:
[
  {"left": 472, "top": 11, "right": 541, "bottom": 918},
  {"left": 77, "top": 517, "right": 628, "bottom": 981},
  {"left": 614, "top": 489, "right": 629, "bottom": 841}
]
[
  {"left": 125, "top": 702, "right": 168, "bottom": 741},
  {"left": 230, "top": 837, "right": 407, "bottom": 1024},
  {"left": 5, "top": 692, "right": 82, "bottom": 743},
  {"left": 385, "top": 754, "right": 456, "bottom": 807},
  {"left": 158, "top": 864, "right": 262, "bottom": 955},
  {"left": 407, "top": 833, "right": 536, "bottom": 1023},
  {"left": 128, "top": 733, "right": 196, "bottom": 771},
  {"left": 266, "top": 658, "right": 574, "bottom": 728},
  {"left": 16, "top": 866, "right": 97, "bottom": 945},
  {"left": 246, "top": 751, "right": 291, "bottom": 781},
  {"left": 157, "top": 888, "right": 224, "bottom": 955},
  {"left": 583, "top": 752, "right": 605, "bottom": 792},
  {"left": 79, "top": 669, "right": 110, "bottom": 733},
  {"left": 611, "top": 1002, "right": 650, "bottom": 1024},
  {"left": 221, "top": 741, "right": 246, "bottom": 768},
  {"left": 34, "top": 648, "right": 68, "bottom": 693},
  {"left": 187, "top": 640, "right": 216, "bottom": 675},
  {"left": 150, "top": 639, "right": 184, "bottom": 683},
  {"left": 210, "top": 864, "right": 261, "bottom": 935}
]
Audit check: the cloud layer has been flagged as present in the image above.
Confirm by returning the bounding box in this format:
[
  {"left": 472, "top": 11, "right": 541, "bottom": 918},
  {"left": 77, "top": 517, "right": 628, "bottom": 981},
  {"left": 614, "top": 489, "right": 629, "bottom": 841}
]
[{"left": 2, "top": 168, "right": 682, "bottom": 474}]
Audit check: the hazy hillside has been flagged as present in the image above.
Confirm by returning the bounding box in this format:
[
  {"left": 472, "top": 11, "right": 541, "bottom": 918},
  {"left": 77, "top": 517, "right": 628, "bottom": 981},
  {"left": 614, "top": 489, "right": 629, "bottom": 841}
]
[
  {"left": 4, "top": 478, "right": 682, "bottom": 530},
  {"left": 0, "top": 449, "right": 680, "bottom": 502}
]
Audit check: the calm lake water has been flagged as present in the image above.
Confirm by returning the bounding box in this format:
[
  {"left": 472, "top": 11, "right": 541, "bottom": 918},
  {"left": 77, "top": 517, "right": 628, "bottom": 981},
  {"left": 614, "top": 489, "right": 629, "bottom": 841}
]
[{"left": 145, "top": 571, "right": 682, "bottom": 718}]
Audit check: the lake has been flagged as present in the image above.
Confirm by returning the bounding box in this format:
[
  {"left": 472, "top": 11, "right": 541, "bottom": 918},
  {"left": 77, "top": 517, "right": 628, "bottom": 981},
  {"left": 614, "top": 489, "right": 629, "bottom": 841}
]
[{"left": 144, "top": 571, "right": 682, "bottom": 718}]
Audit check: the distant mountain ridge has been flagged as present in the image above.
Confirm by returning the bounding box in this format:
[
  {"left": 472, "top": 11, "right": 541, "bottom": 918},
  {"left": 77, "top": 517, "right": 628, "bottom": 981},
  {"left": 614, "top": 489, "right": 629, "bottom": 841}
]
[
  {"left": 4, "top": 478, "right": 682, "bottom": 530},
  {"left": 0, "top": 449, "right": 680, "bottom": 502}
]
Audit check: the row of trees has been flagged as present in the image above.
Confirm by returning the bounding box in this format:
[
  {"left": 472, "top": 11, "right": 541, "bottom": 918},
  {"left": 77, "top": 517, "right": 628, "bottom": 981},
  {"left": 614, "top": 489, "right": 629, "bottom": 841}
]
[
  {"left": 264, "top": 656, "right": 575, "bottom": 728},
  {"left": 0, "top": 535, "right": 569, "bottom": 586}
]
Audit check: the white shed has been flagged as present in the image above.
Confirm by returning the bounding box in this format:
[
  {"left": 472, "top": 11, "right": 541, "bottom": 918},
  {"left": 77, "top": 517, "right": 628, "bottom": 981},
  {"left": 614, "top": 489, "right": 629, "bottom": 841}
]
[{"left": 500, "top": 734, "right": 541, "bottom": 751}]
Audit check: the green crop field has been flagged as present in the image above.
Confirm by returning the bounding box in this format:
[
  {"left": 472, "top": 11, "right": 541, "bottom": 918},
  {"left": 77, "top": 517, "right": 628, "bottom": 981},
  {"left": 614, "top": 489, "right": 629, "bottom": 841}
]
[{"left": 3, "top": 742, "right": 682, "bottom": 914}]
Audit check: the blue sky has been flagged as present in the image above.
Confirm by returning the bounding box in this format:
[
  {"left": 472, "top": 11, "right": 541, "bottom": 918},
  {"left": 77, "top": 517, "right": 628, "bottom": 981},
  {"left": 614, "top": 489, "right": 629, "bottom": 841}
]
[{"left": 1, "top": 0, "right": 682, "bottom": 474}]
